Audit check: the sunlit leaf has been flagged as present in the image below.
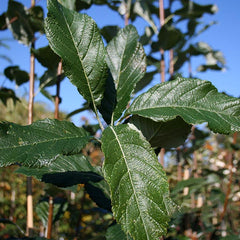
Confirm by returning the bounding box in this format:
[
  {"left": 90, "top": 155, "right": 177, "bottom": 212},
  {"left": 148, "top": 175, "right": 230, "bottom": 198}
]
[
  {"left": 127, "top": 77, "right": 240, "bottom": 134},
  {"left": 0, "top": 119, "right": 90, "bottom": 167},
  {"left": 102, "top": 124, "right": 175, "bottom": 239},
  {"left": 106, "top": 25, "right": 146, "bottom": 121},
  {"left": 45, "top": 0, "right": 107, "bottom": 106},
  {"left": 106, "top": 224, "right": 133, "bottom": 240}
]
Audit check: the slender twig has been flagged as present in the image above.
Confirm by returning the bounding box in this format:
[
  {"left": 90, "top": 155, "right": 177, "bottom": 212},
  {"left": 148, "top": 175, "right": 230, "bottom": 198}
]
[
  {"left": 159, "top": 0, "right": 165, "bottom": 83},
  {"left": 54, "top": 60, "right": 62, "bottom": 119},
  {"left": 159, "top": 0, "right": 165, "bottom": 167},
  {"left": 26, "top": 1, "right": 35, "bottom": 237},
  {"left": 47, "top": 197, "right": 54, "bottom": 239}
]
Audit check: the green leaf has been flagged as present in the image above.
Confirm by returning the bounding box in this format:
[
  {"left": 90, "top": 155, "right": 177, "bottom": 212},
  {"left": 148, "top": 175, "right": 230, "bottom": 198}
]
[
  {"left": 134, "top": 70, "right": 158, "bottom": 93},
  {"left": 0, "top": 13, "right": 7, "bottom": 31},
  {"left": 106, "top": 224, "right": 133, "bottom": 240},
  {"left": 6, "top": 0, "right": 34, "bottom": 45},
  {"left": 132, "top": 0, "right": 158, "bottom": 33},
  {"left": 85, "top": 180, "right": 112, "bottom": 211},
  {"left": 16, "top": 155, "right": 103, "bottom": 187},
  {"left": 4, "top": 66, "right": 29, "bottom": 86},
  {"left": 32, "top": 45, "right": 60, "bottom": 70},
  {"left": 0, "top": 87, "right": 20, "bottom": 106},
  {"left": 158, "top": 25, "right": 183, "bottom": 50},
  {"left": 0, "top": 119, "right": 90, "bottom": 167},
  {"left": 102, "top": 124, "right": 175, "bottom": 239},
  {"left": 36, "top": 198, "right": 68, "bottom": 227},
  {"left": 45, "top": 0, "right": 107, "bottom": 106},
  {"left": 101, "top": 25, "right": 120, "bottom": 43},
  {"left": 29, "top": 6, "right": 45, "bottom": 34},
  {"left": 129, "top": 115, "right": 191, "bottom": 149},
  {"left": 98, "top": 70, "right": 116, "bottom": 124},
  {"left": 175, "top": 2, "right": 217, "bottom": 18},
  {"left": 106, "top": 25, "right": 146, "bottom": 122},
  {"left": 126, "top": 77, "right": 240, "bottom": 134}
]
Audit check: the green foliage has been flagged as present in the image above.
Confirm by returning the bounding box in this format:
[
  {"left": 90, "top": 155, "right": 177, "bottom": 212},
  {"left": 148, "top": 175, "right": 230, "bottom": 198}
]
[
  {"left": 1, "top": 0, "right": 240, "bottom": 239},
  {"left": 45, "top": 0, "right": 107, "bottom": 107},
  {"left": 127, "top": 77, "right": 240, "bottom": 134},
  {"left": 102, "top": 124, "right": 175, "bottom": 239},
  {"left": 0, "top": 119, "right": 90, "bottom": 167}
]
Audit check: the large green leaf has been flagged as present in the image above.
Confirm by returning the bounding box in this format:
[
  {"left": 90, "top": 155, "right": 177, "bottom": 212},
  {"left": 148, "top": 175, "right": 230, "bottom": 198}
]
[
  {"left": 106, "top": 25, "right": 146, "bottom": 122},
  {"left": 16, "top": 155, "right": 103, "bottom": 187},
  {"left": 129, "top": 115, "right": 191, "bottom": 149},
  {"left": 102, "top": 124, "right": 175, "bottom": 239},
  {"left": 126, "top": 77, "right": 240, "bottom": 134},
  {"left": 45, "top": 0, "right": 107, "bottom": 106},
  {"left": 0, "top": 119, "right": 90, "bottom": 167}
]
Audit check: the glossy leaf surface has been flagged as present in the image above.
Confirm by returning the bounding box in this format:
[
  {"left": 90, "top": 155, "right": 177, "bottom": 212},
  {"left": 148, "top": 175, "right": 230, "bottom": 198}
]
[
  {"left": 102, "top": 124, "right": 174, "bottom": 239},
  {"left": 0, "top": 119, "right": 90, "bottom": 167},
  {"left": 45, "top": 0, "right": 107, "bottom": 106},
  {"left": 127, "top": 77, "right": 240, "bottom": 134},
  {"left": 106, "top": 25, "right": 146, "bottom": 121}
]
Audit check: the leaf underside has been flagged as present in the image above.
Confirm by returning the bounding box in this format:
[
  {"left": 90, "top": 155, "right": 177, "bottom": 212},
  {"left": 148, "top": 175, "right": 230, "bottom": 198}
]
[
  {"left": 127, "top": 77, "right": 240, "bottom": 134},
  {"left": 102, "top": 124, "right": 174, "bottom": 240},
  {"left": 16, "top": 154, "right": 102, "bottom": 187}
]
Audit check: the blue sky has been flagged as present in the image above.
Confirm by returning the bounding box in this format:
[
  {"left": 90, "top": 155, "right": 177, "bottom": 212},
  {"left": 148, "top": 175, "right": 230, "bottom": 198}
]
[{"left": 1, "top": 0, "right": 240, "bottom": 125}]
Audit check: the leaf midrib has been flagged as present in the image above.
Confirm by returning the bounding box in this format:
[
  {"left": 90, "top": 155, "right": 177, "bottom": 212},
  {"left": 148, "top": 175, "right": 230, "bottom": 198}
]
[
  {"left": 110, "top": 126, "right": 150, "bottom": 240},
  {"left": 129, "top": 105, "right": 240, "bottom": 119},
  {"left": 0, "top": 135, "right": 89, "bottom": 151},
  {"left": 60, "top": 6, "right": 96, "bottom": 105}
]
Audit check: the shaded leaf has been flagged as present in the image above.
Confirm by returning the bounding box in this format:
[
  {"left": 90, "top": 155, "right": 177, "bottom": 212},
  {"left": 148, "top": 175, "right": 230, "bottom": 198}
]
[
  {"left": 129, "top": 115, "right": 191, "bottom": 148},
  {"left": 106, "top": 223, "right": 133, "bottom": 240},
  {"left": 45, "top": 0, "right": 107, "bottom": 106},
  {"left": 102, "top": 124, "right": 175, "bottom": 239},
  {"left": 158, "top": 25, "right": 183, "bottom": 50},
  {"left": 126, "top": 77, "right": 240, "bottom": 134},
  {"left": 36, "top": 197, "right": 68, "bottom": 227},
  {"left": 106, "top": 25, "right": 146, "bottom": 121},
  {"left": 4, "top": 66, "right": 29, "bottom": 86},
  {"left": 16, "top": 154, "right": 103, "bottom": 187},
  {"left": 0, "top": 13, "right": 7, "bottom": 31},
  {"left": 6, "top": 0, "right": 34, "bottom": 45},
  {"left": 101, "top": 25, "right": 120, "bottom": 43},
  {"left": 85, "top": 180, "right": 112, "bottom": 211},
  {"left": 140, "top": 26, "right": 154, "bottom": 46},
  {"left": 0, "top": 119, "right": 90, "bottom": 167},
  {"left": 175, "top": 2, "right": 217, "bottom": 18},
  {"left": 29, "top": 6, "right": 45, "bottom": 34},
  {"left": 132, "top": 0, "right": 158, "bottom": 33},
  {"left": 134, "top": 69, "right": 158, "bottom": 93},
  {"left": 98, "top": 70, "right": 116, "bottom": 124},
  {"left": 0, "top": 87, "right": 19, "bottom": 106},
  {"left": 32, "top": 45, "right": 60, "bottom": 70}
]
